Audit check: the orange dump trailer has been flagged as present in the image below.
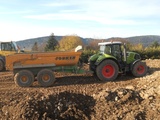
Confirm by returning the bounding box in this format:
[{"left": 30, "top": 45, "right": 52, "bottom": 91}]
[{"left": 5, "top": 46, "right": 83, "bottom": 87}]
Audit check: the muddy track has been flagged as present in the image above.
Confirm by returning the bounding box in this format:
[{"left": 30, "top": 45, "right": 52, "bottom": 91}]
[{"left": 0, "top": 59, "right": 160, "bottom": 120}]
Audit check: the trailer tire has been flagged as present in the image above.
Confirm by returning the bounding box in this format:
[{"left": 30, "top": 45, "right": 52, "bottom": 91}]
[
  {"left": 132, "top": 61, "right": 147, "bottom": 77},
  {"left": 37, "top": 69, "right": 55, "bottom": 87},
  {"left": 0, "top": 60, "right": 4, "bottom": 71},
  {"left": 14, "top": 70, "right": 34, "bottom": 87},
  {"left": 96, "top": 60, "right": 119, "bottom": 81}
]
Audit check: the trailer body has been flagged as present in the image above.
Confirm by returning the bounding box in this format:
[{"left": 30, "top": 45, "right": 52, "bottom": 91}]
[
  {"left": 6, "top": 51, "right": 81, "bottom": 71},
  {"left": 5, "top": 46, "right": 83, "bottom": 87}
]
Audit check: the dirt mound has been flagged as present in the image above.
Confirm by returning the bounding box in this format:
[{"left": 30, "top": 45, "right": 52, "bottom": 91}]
[
  {"left": 1, "top": 92, "right": 95, "bottom": 120},
  {"left": 93, "top": 87, "right": 160, "bottom": 120}
]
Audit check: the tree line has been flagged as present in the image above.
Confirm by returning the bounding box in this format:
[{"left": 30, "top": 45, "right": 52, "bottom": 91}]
[
  {"left": 32, "top": 33, "right": 160, "bottom": 61},
  {"left": 32, "top": 33, "right": 83, "bottom": 52}
]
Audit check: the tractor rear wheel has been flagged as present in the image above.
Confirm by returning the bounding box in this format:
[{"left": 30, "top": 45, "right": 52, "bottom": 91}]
[
  {"left": 0, "top": 60, "right": 4, "bottom": 71},
  {"left": 132, "top": 61, "right": 147, "bottom": 77},
  {"left": 14, "top": 70, "right": 34, "bottom": 87},
  {"left": 37, "top": 69, "right": 55, "bottom": 87},
  {"left": 96, "top": 60, "right": 119, "bottom": 81}
]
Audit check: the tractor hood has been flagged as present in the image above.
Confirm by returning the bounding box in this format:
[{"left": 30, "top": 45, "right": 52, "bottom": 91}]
[
  {"left": 126, "top": 51, "right": 141, "bottom": 64},
  {"left": 89, "top": 52, "right": 116, "bottom": 64}
]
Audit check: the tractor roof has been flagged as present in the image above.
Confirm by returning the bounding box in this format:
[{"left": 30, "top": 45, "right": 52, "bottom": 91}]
[{"left": 98, "top": 41, "right": 122, "bottom": 46}]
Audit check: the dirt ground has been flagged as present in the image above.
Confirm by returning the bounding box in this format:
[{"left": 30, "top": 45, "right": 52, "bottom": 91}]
[{"left": 0, "top": 59, "right": 160, "bottom": 120}]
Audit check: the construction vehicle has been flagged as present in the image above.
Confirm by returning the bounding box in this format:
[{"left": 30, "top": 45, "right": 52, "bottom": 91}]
[
  {"left": 89, "top": 41, "right": 148, "bottom": 81},
  {"left": 5, "top": 41, "right": 148, "bottom": 87},
  {"left": 0, "top": 41, "right": 19, "bottom": 71}
]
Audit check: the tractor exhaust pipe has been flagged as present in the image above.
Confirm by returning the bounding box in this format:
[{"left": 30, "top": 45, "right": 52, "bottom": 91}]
[{"left": 123, "top": 43, "right": 127, "bottom": 62}]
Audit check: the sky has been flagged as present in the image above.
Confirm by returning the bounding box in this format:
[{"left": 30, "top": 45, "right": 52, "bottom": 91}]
[{"left": 0, "top": 0, "right": 160, "bottom": 41}]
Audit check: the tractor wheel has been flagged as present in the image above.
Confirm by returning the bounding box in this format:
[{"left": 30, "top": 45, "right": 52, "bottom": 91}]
[
  {"left": 96, "top": 60, "right": 119, "bottom": 81},
  {"left": 132, "top": 61, "right": 147, "bottom": 77},
  {"left": 0, "top": 60, "right": 4, "bottom": 71},
  {"left": 37, "top": 69, "right": 55, "bottom": 87},
  {"left": 14, "top": 70, "right": 34, "bottom": 87}
]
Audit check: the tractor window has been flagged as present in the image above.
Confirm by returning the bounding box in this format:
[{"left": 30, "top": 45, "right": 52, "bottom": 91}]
[
  {"left": 1, "top": 43, "right": 16, "bottom": 51},
  {"left": 104, "top": 45, "right": 111, "bottom": 54},
  {"left": 100, "top": 45, "right": 111, "bottom": 54},
  {"left": 100, "top": 45, "right": 105, "bottom": 53},
  {"left": 112, "top": 45, "right": 122, "bottom": 60}
]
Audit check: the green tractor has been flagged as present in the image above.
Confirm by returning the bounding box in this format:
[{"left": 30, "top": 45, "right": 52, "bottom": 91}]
[{"left": 89, "top": 41, "right": 148, "bottom": 81}]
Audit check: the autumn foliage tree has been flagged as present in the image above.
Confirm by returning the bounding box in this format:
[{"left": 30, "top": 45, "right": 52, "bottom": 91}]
[
  {"left": 45, "top": 33, "right": 59, "bottom": 51},
  {"left": 58, "top": 35, "right": 83, "bottom": 51}
]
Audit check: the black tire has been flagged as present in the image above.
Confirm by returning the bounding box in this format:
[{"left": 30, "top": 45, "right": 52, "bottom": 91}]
[
  {"left": 14, "top": 70, "right": 34, "bottom": 87},
  {"left": 132, "top": 61, "right": 148, "bottom": 77},
  {"left": 0, "top": 60, "right": 4, "bottom": 71},
  {"left": 96, "top": 60, "right": 119, "bottom": 81},
  {"left": 37, "top": 69, "right": 55, "bottom": 87}
]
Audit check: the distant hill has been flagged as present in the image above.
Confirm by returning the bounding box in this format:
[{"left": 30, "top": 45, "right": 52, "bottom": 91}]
[
  {"left": 16, "top": 35, "right": 160, "bottom": 51},
  {"left": 16, "top": 36, "right": 62, "bottom": 51},
  {"left": 127, "top": 35, "right": 160, "bottom": 47}
]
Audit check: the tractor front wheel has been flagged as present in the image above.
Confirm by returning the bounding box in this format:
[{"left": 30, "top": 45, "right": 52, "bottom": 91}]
[
  {"left": 96, "top": 60, "right": 119, "bottom": 81},
  {"left": 132, "top": 61, "right": 148, "bottom": 77}
]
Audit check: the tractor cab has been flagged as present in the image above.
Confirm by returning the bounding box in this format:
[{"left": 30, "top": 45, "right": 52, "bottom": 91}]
[
  {"left": 99, "top": 41, "right": 125, "bottom": 62},
  {"left": 98, "top": 41, "right": 141, "bottom": 64}
]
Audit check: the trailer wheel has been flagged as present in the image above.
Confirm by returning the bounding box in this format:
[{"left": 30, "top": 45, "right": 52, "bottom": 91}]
[
  {"left": 0, "top": 60, "right": 4, "bottom": 71},
  {"left": 132, "top": 61, "right": 147, "bottom": 77},
  {"left": 96, "top": 60, "right": 119, "bottom": 81},
  {"left": 14, "top": 70, "right": 34, "bottom": 87},
  {"left": 37, "top": 69, "right": 55, "bottom": 87}
]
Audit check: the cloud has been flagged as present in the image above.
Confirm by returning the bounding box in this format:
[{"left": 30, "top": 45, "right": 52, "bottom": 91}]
[
  {"left": 24, "top": 13, "right": 148, "bottom": 26},
  {"left": 0, "top": 10, "right": 32, "bottom": 15},
  {"left": 41, "top": 0, "right": 84, "bottom": 7},
  {"left": 24, "top": 0, "right": 160, "bottom": 26},
  {"left": 42, "top": 2, "right": 72, "bottom": 7}
]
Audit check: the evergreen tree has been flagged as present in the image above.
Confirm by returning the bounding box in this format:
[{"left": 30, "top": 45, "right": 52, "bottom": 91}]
[
  {"left": 32, "top": 42, "right": 38, "bottom": 51},
  {"left": 45, "top": 33, "right": 59, "bottom": 51}
]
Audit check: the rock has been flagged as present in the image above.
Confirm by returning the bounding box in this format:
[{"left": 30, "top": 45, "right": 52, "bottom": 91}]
[
  {"left": 115, "top": 96, "right": 119, "bottom": 101},
  {"left": 148, "top": 96, "right": 154, "bottom": 100},
  {"left": 126, "top": 85, "right": 134, "bottom": 90}
]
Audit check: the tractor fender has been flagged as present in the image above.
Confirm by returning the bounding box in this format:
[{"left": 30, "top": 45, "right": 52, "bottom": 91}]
[{"left": 130, "top": 59, "right": 141, "bottom": 71}]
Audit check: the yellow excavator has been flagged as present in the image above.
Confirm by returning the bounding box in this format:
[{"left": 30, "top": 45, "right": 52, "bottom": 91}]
[{"left": 0, "top": 41, "right": 19, "bottom": 71}]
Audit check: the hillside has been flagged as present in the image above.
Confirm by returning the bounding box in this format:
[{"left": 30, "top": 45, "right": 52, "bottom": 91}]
[
  {"left": 16, "top": 35, "right": 160, "bottom": 50},
  {"left": 127, "top": 35, "right": 160, "bottom": 47},
  {"left": 16, "top": 36, "right": 62, "bottom": 51}
]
